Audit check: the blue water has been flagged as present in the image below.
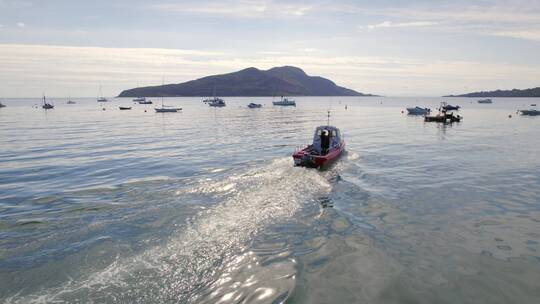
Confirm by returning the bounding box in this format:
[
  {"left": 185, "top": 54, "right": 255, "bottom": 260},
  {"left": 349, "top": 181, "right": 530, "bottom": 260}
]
[{"left": 0, "top": 97, "right": 539, "bottom": 303}]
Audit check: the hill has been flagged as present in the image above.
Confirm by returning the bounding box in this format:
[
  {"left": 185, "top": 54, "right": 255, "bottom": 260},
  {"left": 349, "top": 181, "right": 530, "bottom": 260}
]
[
  {"left": 444, "top": 87, "right": 540, "bottom": 97},
  {"left": 118, "top": 66, "right": 373, "bottom": 97}
]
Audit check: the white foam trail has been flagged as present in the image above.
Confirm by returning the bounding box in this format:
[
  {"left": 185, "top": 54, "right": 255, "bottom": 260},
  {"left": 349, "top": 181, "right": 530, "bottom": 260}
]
[{"left": 9, "top": 158, "right": 330, "bottom": 303}]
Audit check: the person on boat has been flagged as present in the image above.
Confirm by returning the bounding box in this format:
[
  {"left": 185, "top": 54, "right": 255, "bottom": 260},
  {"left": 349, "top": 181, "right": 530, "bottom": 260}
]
[{"left": 321, "top": 130, "right": 330, "bottom": 155}]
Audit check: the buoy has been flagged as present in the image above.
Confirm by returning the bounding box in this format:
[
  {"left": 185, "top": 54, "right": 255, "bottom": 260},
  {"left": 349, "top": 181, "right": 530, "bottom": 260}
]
[
  {"left": 401, "top": 110, "right": 404, "bottom": 113},
  {"left": 508, "top": 114, "right": 512, "bottom": 118},
  {"left": 144, "top": 110, "right": 147, "bottom": 112}
]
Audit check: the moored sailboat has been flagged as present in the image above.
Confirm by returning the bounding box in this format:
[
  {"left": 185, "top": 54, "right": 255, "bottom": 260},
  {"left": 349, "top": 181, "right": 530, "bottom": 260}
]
[{"left": 42, "top": 95, "right": 54, "bottom": 109}]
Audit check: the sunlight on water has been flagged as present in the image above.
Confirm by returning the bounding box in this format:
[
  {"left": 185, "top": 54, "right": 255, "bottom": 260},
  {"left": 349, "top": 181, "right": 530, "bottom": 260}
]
[{"left": 1, "top": 97, "right": 539, "bottom": 303}]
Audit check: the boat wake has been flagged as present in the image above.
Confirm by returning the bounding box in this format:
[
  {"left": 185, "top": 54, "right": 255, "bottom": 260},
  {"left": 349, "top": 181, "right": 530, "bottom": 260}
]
[{"left": 6, "top": 158, "right": 331, "bottom": 303}]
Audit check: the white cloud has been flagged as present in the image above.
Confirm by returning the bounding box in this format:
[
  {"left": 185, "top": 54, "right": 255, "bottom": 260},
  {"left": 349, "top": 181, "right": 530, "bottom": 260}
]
[
  {"left": 146, "top": 0, "right": 313, "bottom": 18},
  {"left": 363, "top": 20, "right": 438, "bottom": 30},
  {"left": 493, "top": 30, "right": 540, "bottom": 41},
  {"left": 16, "top": 22, "right": 25, "bottom": 27}
]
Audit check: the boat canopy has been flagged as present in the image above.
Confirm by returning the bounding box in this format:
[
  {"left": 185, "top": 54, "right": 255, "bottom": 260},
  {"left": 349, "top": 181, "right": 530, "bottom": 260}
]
[{"left": 311, "top": 125, "right": 342, "bottom": 153}]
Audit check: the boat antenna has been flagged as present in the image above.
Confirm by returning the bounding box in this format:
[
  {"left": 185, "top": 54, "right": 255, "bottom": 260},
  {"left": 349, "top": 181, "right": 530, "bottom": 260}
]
[{"left": 327, "top": 110, "right": 331, "bottom": 126}]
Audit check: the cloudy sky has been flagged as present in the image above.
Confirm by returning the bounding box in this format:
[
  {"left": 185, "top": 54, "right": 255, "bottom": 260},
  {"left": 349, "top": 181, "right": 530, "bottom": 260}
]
[{"left": 1, "top": 0, "right": 539, "bottom": 97}]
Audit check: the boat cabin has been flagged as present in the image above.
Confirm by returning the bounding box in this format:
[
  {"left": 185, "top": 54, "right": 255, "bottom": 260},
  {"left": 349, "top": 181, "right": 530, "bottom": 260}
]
[{"left": 310, "top": 126, "right": 343, "bottom": 155}]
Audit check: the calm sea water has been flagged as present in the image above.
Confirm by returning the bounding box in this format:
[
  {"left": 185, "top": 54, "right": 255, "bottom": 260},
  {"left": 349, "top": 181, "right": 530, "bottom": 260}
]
[{"left": 0, "top": 97, "right": 539, "bottom": 303}]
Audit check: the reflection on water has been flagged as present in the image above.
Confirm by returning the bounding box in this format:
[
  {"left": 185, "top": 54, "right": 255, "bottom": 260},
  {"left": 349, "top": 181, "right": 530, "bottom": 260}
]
[{"left": 0, "top": 97, "right": 539, "bottom": 303}]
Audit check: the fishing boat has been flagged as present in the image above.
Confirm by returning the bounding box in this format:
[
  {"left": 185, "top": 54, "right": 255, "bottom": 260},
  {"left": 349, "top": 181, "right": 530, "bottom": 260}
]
[
  {"left": 519, "top": 109, "right": 540, "bottom": 116},
  {"left": 248, "top": 103, "right": 262, "bottom": 108},
  {"left": 273, "top": 96, "right": 296, "bottom": 106},
  {"left": 406, "top": 106, "right": 430, "bottom": 115},
  {"left": 42, "top": 95, "right": 54, "bottom": 109},
  {"left": 208, "top": 97, "right": 226, "bottom": 107},
  {"left": 119, "top": 106, "right": 132, "bottom": 110},
  {"left": 133, "top": 97, "right": 146, "bottom": 102},
  {"left": 478, "top": 98, "right": 492, "bottom": 104},
  {"left": 292, "top": 111, "right": 345, "bottom": 168}
]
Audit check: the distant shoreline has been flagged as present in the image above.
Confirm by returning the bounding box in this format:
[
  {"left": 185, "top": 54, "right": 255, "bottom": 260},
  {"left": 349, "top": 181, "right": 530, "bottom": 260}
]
[{"left": 444, "top": 87, "right": 540, "bottom": 98}]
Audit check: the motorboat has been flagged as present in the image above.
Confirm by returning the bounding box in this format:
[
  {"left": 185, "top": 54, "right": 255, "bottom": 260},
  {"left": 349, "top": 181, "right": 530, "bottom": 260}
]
[
  {"left": 133, "top": 97, "right": 146, "bottom": 102},
  {"left": 208, "top": 98, "right": 226, "bottom": 107},
  {"left": 248, "top": 103, "right": 262, "bottom": 108},
  {"left": 406, "top": 106, "right": 430, "bottom": 115},
  {"left": 519, "top": 109, "right": 540, "bottom": 116},
  {"left": 97, "top": 97, "right": 108, "bottom": 102},
  {"left": 0, "top": 102, "right": 6, "bottom": 108},
  {"left": 293, "top": 125, "right": 345, "bottom": 168},
  {"left": 138, "top": 100, "right": 153, "bottom": 104},
  {"left": 119, "top": 106, "right": 132, "bottom": 110},
  {"left": 273, "top": 97, "right": 296, "bottom": 106},
  {"left": 66, "top": 100, "right": 76, "bottom": 104},
  {"left": 42, "top": 95, "right": 54, "bottom": 109},
  {"left": 531, "top": 104, "right": 537, "bottom": 106},
  {"left": 478, "top": 98, "right": 492, "bottom": 104},
  {"left": 442, "top": 104, "right": 460, "bottom": 111}
]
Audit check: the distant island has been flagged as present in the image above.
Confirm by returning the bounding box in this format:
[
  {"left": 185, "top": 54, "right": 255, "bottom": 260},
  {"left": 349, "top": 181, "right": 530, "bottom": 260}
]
[
  {"left": 444, "top": 87, "right": 540, "bottom": 97},
  {"left": 118, "top": 66, "right": 375, "bottom": 97}
]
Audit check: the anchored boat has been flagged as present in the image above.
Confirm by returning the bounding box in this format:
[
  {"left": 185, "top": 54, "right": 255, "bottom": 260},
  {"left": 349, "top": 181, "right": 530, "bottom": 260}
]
[
  {"left": 478, "top": 98, "right": 492, "bottom": 104},
  {"left": 424, "top": 102, "right": 462, "bottom": 123},
  {"left": 406, "top": 106, "right": 430, "bottom": 115},
  {"left": 42, "top": 95, "right": 54, "bottom": 109},
  {"left": 119, "top": 106, "right": 132, "bottom": 110},
  {"left": 208, "top": 97, "right": 226, "bottom": 107},
  {"left": 248, "top": 103, "right": 262, "bottom": 108},
  {"left": 292, "top": 111, "right": 345, "bottom": 168},
  {"left": 519, "top": 109, "right": 540, "bottom": 116},
  {"left": 442, "top": 104, "right": 460, "bottom": 111},
  {"left": 273, "top": 96, "right": 296, "bottom": 106}
]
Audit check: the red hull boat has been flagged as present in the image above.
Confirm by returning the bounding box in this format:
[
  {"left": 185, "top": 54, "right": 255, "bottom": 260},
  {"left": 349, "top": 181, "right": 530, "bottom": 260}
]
[{"left": 293, "top": 125, "right": 345, "bottom": 168}]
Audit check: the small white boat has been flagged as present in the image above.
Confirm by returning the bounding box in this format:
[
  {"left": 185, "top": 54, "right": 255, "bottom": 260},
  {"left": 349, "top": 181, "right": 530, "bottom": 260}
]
[
  {"left": 208, "top": 97, "right": 226, "bottom": 107},
  {"left": 248, "top": 103, "right": 262, "bottom": 108},
  {"left": 477, "top": 98, "right": 492, "bottom": 104},
  {"left": 97, "top": 84, "right": 108, "bottom": 102},
  {"left": 519, "top": 109, "right": 540, "bottom": 116},
  {"left": 406, "top": 106, "right": 430, "bottom": 115},
  {"left": 273, "top": 96, "right": 296, "bottom": 106}
]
